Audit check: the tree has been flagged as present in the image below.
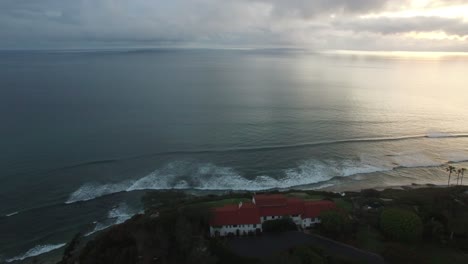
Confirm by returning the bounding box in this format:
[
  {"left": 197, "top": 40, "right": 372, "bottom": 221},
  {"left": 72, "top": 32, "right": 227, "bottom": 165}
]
[
  {"left": 175, "top": 215, "right": 193, "bottom": 257},
  {"left": 380, "top": 208, "right": 423, "bottom": 242},
  {"left": 423, "top": 219, "right": 445, "bottom": 242},
  {"left": 446, "top": 166, "right": 456, "bottom": 186},
  {"left": 460, "top": 168, "right": 466, "bottom": 185},
  {"left": 319, "top": 210, "right": 347, "bottom": 237}
]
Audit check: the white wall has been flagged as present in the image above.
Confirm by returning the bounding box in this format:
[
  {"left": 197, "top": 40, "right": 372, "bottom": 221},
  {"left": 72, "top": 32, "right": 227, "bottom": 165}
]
[
  {"left": 291, "top": 216, "right": 302, "bottom": 225},
  {"left": 260, "top": 215, "right": 302, "bottom": 225},
  {"left": 301, "top": 217, "right": 320, "bottom": 228},
  {"left": 210, "top": 215, "right": 324, "bottom": 236},
  {"left": 210, "top": 223, "right": 261, "bottom": 237},
  {"left": 260, "top": 215, "right": 284, "bottom": 223}
]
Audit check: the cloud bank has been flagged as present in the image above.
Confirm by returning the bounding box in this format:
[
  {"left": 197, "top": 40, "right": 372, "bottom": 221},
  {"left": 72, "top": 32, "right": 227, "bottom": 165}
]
[{"left": 0, "top": 0, "right": 467, "bottom": 50}]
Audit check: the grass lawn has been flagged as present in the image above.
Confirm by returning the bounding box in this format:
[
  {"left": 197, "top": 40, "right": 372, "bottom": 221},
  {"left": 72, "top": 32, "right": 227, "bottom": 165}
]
[
  {"left": 287, "top": 192, "right": 324, "bottom": 201},
  {"left": 201, "top": 198, "right": 251, "bottom": 208}
]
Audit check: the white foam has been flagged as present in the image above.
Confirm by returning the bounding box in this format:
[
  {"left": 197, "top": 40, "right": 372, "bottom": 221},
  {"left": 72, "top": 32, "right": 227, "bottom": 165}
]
[
  {"left": 283, "top": 159, "right": 389, "bottom": 186},
  {"left": 339, "top": 159, "right": 389, "bottom": 176},
  {"left": 66, "top": 181, "right": 131, "bottom": 204},
  {"left": 314, "top": 183, "right": 335, "bottom": 190},
  {"left": 5, "top": 243, "right": 66, "bottom": 262},
  {"left": 5, "top": 211, "right": 18, "bottom": 217},
  {"left": 65, "top": 155, "right": 451, "bottom": 204},
  {"left": 85, "top": 203, "right": 139, "bottom": 236},
  {"left": 66, "top": 160, "right": 391, "bottom": 203}
]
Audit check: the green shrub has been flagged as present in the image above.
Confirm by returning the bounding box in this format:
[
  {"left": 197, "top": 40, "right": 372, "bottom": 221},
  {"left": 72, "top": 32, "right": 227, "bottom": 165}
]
[
  {"left": 423, "top": 219, "right": 445, "bottom": 242},
  {"left": 380, "top": 208, "right": 423, "bottom": 241},
  {"left": 361, "top": 189, "right": 380, "bottom": 198},
  {"left": 320, "top": 210, "right": 348, "bottom": 237}
]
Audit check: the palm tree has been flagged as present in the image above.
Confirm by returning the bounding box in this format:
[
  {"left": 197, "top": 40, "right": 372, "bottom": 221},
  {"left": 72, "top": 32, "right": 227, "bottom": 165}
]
[
  {"left": 461, "top": 168, "right": 467, "bottom": 185},
  {"left": 456, "top": 169, "right": 462, "bottom": 185},
  {"left": 446, "top": 166, "right": 456, "bottom": 186}
]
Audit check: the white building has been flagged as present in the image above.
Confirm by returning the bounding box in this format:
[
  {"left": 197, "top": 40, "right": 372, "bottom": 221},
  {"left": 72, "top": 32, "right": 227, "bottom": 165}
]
[
  {"left": 209, "top": 202, "right": 261, "bottom": 237},
  {"left": 209, "top": 194, "right": 337, "bottom": 237},
  {"left": 301, "top": 200, "right": 336, "bottom": 228}
]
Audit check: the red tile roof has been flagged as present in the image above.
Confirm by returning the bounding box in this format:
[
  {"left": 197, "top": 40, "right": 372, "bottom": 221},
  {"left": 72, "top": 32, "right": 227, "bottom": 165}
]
[
  {"left": 286, "top": 198, "right": 305, "bottom": 215},
  {"left": 258, "top": 198, "right": 305, "bottom": 216},
  {"left": 302, "top": 200, "right": 336, "bottom": 219},
  {"left": 210, "top": 202, "right": 261, "bottom": 226},
  {"left": 210, "top": 195, "right": 337, "bottom": 226}
]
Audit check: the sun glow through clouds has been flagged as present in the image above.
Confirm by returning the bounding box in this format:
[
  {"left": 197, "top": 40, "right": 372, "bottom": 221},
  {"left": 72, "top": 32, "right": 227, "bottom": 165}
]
[
  {"left": 361, "top": 3, "right": 468, "bottom": 19},
  {"left": 405, "top": 31, "right": 468, "bottom": 41},
  {"left": 356, "top": 1, "right": 468, "bottom": 41}
]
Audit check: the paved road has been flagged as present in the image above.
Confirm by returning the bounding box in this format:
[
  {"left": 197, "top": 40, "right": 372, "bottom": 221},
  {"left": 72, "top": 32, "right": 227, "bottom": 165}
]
[{"left": 228, "top": 231, "right": 385, "bottom": 264}]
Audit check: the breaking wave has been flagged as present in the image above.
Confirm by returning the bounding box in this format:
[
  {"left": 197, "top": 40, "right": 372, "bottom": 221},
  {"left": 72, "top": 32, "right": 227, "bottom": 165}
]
[
  {"left": 65, "top": 146, "right": 468, "bottom": 204},
  {"left": 85, "top": 203, "right": 140, "bottom": 236},
  {"left": 5, "top": 243, "right": 66, "bottom": 263},
  {"left": 66, "top": 159, "right": 391, "bottom": 204},
  {"left": 5, "top": 211, "right": 18, "bottom": 217},
  {"left": 66, "top": 182, "right": 132, "bottom": 203}
]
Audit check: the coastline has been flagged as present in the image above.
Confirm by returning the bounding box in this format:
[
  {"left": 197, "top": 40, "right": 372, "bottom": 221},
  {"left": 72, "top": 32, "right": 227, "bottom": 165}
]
[
  {"left": 322, "top": 182, "right": 455, "bottom": 193},
  {"left": 6, "top": 180, "right": 466, "bottom": 264},
  {"left": 57, "top": 183, "right": 468, "bottom": 264}
]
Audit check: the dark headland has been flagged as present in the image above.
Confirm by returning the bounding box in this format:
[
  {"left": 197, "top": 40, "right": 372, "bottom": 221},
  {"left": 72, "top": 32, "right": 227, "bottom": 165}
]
[{"left": 18, "top": 185, "right": 468, "bottom": 264}]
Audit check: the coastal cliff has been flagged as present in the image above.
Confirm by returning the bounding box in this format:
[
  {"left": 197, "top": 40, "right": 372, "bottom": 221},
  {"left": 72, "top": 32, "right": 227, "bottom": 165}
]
[{"left": 58, "top": 186, "right": 468, "bottom": 264}]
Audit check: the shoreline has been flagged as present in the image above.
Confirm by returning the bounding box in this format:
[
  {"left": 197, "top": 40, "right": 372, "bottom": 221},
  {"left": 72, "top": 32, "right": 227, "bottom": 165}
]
[
  {"left": 322, "top": 182, "right": 457, "bottom": 193},
  {"left": 7, "top": 182, "right": 467, "bottom": 264}
]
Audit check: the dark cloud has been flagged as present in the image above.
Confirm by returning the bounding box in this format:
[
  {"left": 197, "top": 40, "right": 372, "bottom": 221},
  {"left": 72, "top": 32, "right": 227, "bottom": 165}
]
[
  {"left": 0, "top": 0, "right": 466, "bottom": 50},
  {"left": 251, "top": 0, "right": 391, "bottom": 18}
]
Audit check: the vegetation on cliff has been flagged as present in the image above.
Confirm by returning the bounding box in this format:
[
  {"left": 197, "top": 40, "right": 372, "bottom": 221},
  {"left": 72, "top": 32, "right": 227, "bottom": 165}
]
[{"left": 60, "top": 186, "right": 468, "bottom": 264}]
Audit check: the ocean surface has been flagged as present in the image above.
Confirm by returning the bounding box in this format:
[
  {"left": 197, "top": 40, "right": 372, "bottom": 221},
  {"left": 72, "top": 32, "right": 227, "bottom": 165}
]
[{"left": 1, "top": 48, "right": 468, "bottom": 262}]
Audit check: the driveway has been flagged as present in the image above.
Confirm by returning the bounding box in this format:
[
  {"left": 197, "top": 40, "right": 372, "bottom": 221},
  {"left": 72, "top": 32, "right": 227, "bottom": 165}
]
[{"left": 227, "top": 231, "right": 385, "bottom": 264}]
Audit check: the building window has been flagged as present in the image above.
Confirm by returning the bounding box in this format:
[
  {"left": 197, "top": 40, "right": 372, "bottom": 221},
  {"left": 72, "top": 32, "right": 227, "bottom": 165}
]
[{"left": 233, "top": 225, "right": 237, "bottom": 227}]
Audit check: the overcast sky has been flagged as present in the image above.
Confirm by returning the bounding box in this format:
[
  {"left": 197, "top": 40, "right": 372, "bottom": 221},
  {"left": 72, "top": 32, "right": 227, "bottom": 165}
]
[{"left": 1, "top": 0, "right": 468, "bottom": 50}]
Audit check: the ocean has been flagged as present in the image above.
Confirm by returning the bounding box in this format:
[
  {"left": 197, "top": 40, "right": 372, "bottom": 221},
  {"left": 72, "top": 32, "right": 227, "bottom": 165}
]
[{"left": 1, "top": 48, "right": 468, "bottom": 262}]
